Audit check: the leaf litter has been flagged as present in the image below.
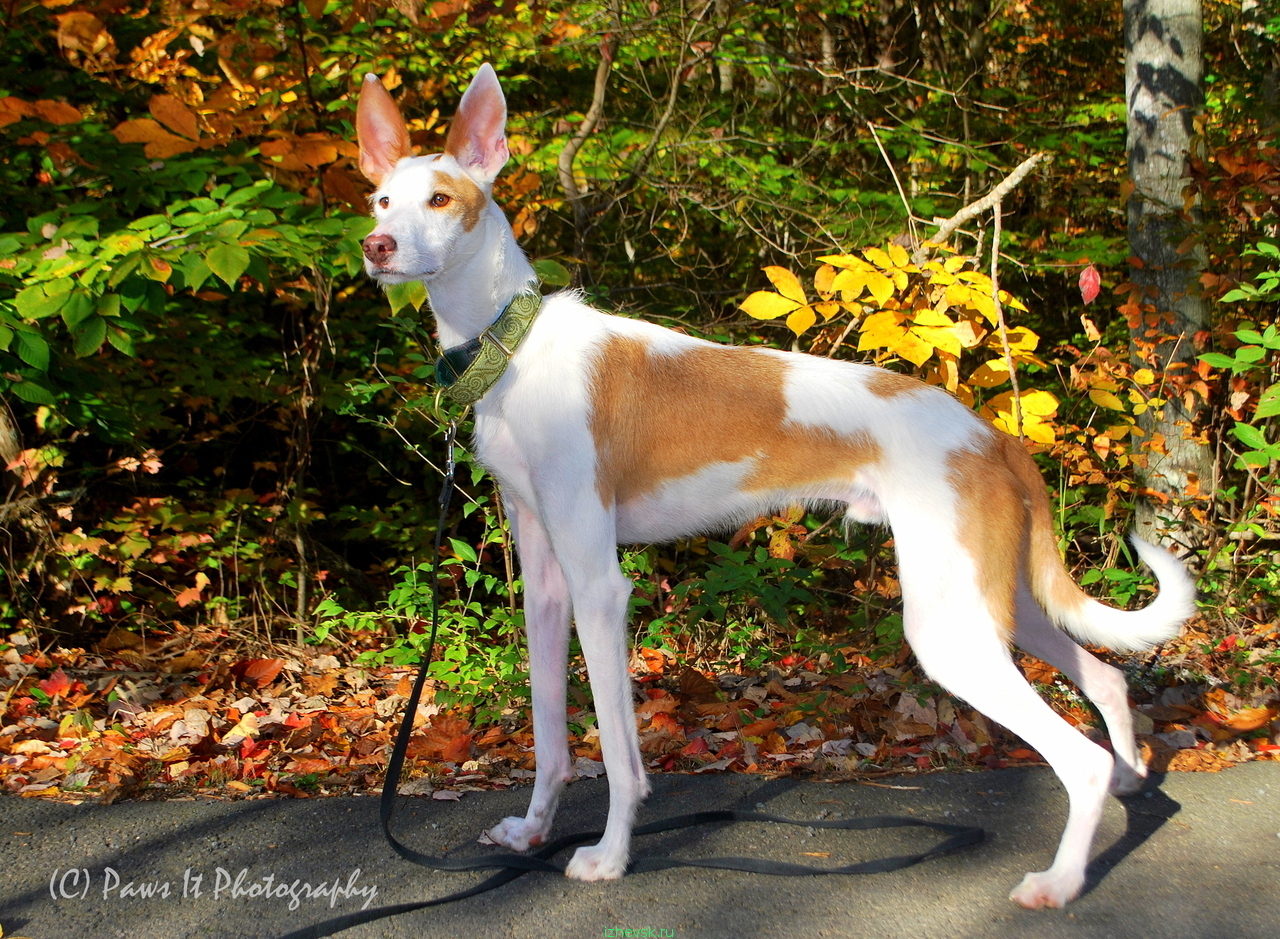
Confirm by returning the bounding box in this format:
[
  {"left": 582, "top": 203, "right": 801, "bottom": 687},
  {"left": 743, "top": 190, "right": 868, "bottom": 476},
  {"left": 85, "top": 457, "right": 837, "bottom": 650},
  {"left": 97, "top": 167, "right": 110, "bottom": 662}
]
[{"left": 1, "top": 617, "right": 1276, "bottom": 805}]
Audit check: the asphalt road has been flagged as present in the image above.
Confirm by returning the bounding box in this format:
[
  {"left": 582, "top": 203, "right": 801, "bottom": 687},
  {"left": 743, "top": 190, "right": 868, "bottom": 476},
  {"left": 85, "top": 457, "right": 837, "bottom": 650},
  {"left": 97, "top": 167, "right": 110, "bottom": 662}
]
[{"left": 1, "top": 762, "right": 1277, "bottom": 939}]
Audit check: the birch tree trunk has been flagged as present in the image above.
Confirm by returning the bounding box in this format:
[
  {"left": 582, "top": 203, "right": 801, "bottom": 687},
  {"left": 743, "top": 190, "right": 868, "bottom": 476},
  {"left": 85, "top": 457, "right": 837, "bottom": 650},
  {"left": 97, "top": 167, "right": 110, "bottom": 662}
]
[{"left": 1125, "top": 0, "right": 1213, "bottom": 552}]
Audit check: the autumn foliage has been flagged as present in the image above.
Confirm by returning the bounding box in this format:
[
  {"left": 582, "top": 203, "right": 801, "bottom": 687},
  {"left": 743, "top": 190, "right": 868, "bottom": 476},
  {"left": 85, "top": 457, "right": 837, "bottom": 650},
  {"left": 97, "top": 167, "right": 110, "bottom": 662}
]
[{"left": 1, "top": 0, "right": 1278, "bottom": 801}]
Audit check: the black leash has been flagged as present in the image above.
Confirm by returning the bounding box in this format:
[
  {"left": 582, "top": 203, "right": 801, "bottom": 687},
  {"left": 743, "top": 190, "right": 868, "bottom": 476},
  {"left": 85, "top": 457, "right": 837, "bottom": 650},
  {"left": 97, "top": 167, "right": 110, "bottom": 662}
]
[{"left": 282, "top": 420, "right": 985, "bottom": 939}]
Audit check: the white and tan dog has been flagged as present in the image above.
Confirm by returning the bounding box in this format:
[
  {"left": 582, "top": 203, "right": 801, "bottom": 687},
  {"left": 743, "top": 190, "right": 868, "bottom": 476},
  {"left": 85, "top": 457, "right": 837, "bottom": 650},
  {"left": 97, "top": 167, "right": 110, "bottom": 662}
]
[{"left": 355, "top": 64, "right": 1194, "bottom": 908}]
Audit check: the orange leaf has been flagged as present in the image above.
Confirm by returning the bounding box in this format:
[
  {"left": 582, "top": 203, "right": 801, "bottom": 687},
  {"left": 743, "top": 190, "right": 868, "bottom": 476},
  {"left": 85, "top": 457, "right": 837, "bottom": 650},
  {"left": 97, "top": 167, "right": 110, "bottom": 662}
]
[
  {"left": 442, "top": 733, "right": 474, "bottom": 762},
  {"left": 1221, "top": 707, "right": 1278, "bottom": 733},
  {"left": 55, "top": 11, "right": 111, "bottom": 55},
  {"left": 740, "top": 718, "right": 779, "bottom": 738},
  {"left": 149, "top": 95, "right": 198, "bottom": 140},
  {"left": 233, "top": 658, "right": 285, "bottom": 687},
  {"left": 32, "top": 100, "right": 82, "bottom": 124},
  {"left": 111, "top": 119, "right": 199, "bottom": 159}
]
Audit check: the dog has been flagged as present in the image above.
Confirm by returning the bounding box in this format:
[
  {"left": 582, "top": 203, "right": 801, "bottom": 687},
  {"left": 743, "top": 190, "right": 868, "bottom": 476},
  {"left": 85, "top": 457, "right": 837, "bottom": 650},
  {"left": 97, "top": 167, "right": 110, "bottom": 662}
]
[{"left": 354, "top": 63, "right": 1195, "bottom": 909}]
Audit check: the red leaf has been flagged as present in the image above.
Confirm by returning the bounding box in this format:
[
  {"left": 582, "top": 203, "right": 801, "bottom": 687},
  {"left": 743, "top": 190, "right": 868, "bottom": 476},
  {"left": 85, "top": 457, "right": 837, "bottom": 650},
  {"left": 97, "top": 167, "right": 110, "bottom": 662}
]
[
  {"left": 1079, "top": 264, "right": 1100, "bottom": 305},
  {"left": 39, "top": 667, "right": 72, "bottom": 699}
]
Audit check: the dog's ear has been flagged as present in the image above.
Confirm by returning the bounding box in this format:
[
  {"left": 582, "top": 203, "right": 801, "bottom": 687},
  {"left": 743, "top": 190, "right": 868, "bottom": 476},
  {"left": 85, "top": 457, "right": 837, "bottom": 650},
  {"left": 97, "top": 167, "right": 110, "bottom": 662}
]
[
  {"left": 357, "top": 73, "right": 410, "bottom": 186},
  {"left": 444, "top": 63, "right": 509, "bottom": 187}
]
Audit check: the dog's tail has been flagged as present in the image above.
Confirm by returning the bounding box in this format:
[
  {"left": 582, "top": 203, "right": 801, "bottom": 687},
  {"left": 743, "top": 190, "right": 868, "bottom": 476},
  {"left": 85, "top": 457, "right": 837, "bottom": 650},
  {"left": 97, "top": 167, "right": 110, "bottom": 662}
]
[{"left": 1009, "top": 439, "right": 1196, "bottom": 653}]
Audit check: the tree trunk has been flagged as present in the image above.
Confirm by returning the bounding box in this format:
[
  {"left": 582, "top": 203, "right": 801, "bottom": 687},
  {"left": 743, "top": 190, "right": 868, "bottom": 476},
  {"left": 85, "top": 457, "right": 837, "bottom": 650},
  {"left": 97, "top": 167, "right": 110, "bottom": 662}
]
[{"left": 1125, "top": 0, "right": 1213, "bottom": 552}]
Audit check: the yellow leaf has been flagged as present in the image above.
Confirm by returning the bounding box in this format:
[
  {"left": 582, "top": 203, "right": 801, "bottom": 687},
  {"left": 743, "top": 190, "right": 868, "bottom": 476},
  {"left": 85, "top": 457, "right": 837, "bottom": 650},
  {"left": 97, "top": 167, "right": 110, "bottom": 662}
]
[
  {"left": 892, "top": 330, "right": 934, "bottom": 367},
  {"left": 953, "top": 319, "right": 986, "bottom": 348},
  {"left": 740, "top": 290, "right": 800, "bottom": 320},
  {"left": 786, "top": 305, "right": 818, "bottom": 336},
  {"left": 1022, "top": 418, "right": 1057, "bottom": 445},
  {"left": 912, "top": 308, "right": 953, "bottom": 328},
  {"left": 857, "top": 311, "right": 907, "bottom": 351},
  {"left": 1089, "top": 388, "right": 1126, "bottom": 410},
  {"left": 1019, "top": 389, "right": 1060, "bottom": 416},
  {"left": 1000, "top": 326, "right": 1040, "bottom": 352},
  {"left": 813, "top": 301, "right": 840, "bottom": 320},
  {"left": 944, "top": 255, "right": 968, "bottom": 273},
  {"left": 1133, "top": 368, "right": 1155, "bottom": 385},
  {"left": 832, "top": 268, "right": 868, "bottom": 301},
  {"left": 763, "top": 266, "right": 808, "bottom": 305},
  {"left": 813, "top": 264, "right": 837, "bottom": 296},
  {"left": 969, "top": 291, "right": 997, "bottom": 325},
  {"left": 999, "top": 289, "right": 1028, "bottom": 312},
  {"left": 969, "top": 358, "right": 1011, "bottom": 388},
  {"left": 866, "top": 270, "right": 895, "bottom": 307},
  {"left": 911, "top": 325, "right": 961, "bottom": 358},
  {"left": 887, "top": 242, "right": 910, "bottom": 266},
  {"left": 817, "top": 254, "right": 871, "bottom": 271},
  {"left": 864, "top": 246, "right": 894, "bottom": 270}
]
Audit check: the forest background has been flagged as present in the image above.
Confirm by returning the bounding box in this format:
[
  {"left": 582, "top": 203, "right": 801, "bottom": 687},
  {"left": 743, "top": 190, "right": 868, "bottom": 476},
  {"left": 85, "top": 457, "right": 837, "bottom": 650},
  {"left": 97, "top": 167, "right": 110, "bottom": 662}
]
[{"left": 1, "top": 0, "right": 1279, "bottom": 799}]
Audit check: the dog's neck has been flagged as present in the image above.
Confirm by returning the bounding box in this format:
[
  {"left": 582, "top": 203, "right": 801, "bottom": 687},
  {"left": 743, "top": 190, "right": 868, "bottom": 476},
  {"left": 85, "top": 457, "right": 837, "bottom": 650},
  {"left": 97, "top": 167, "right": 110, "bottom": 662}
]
[{"left": 424, "top": 199, "right": 538, "bottom": 350}]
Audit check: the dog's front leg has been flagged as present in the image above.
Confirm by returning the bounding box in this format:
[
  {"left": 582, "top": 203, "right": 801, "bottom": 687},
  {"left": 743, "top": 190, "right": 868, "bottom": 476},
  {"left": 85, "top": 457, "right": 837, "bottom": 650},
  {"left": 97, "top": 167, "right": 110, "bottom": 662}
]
[
  {"left": 486, "top": 497, "right": 575, "bottom": 851},
  {"left": 547, "top": 510, "right": 650, "bottom": 881}
]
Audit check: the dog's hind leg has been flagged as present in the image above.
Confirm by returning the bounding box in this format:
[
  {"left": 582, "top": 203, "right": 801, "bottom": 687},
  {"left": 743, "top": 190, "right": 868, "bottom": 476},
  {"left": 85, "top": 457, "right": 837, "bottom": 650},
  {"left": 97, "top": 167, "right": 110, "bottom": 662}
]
[
  {"left": 899, "top": 553, "right": 1113, "bottom": 909},
  {"left": 1014, "top": 583, "right": 1147, "bottom": 795},
  {"left": 486, "top": 497, "right": 575, "bottom": 851}
]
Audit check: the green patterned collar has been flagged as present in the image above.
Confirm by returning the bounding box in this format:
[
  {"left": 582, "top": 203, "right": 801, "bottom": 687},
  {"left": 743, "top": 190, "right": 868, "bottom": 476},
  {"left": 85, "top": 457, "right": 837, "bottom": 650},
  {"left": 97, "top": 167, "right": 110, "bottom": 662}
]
[{"left": 434, "top": 289, "right": 543, "bottom": 406}]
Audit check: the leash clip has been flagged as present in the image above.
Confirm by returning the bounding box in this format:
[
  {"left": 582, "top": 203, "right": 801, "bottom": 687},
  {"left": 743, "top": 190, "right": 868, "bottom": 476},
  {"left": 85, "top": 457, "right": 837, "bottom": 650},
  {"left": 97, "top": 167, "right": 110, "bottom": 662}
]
[{"left": 440, "top": 419, "right": 458, "bottom": 507}]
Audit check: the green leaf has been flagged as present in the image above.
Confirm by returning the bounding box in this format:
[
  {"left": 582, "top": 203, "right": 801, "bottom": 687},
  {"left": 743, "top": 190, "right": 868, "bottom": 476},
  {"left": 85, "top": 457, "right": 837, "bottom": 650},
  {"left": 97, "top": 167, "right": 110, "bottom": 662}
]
[
  {"left": 13, "top": 284, "right": 65, "bottom": 320},
  {"left": 205, "top": 243, "right": 251, "bottom": 288},
  {"left": 16, "top": 331, "right": 49, "bottom": 370},
  {"left": 1197, "top": 352, "right": 1236, "bottom": 370},
  {"left": 386, "top": 280, "right": 427, "bottom": 314},
  {"left": 97, "top": 293, "right": 121, "bottom": 318},
  {"left": 1232, "top": 422, "right": 1269, "bottom": 451},
  {"left": 106, "top": 326, "right": 135, "bottom": 356},
  {"left": 9, "top": 378, "right": 54, "bottom": 405},
  {"left": 1256, "top": 383, "right": 1280, "bottom": 420},
  {"left": 532, "top": 258, "right": 572, "bottom": 287},
  {"left": 60, "top": 291, "right": 95, "bottom": 330},
  {"left": 73, "top": 316, "right": 107, "bottom": 357},
  {"left": 448, "top": 538, "right": 478, "bottom": 563}
]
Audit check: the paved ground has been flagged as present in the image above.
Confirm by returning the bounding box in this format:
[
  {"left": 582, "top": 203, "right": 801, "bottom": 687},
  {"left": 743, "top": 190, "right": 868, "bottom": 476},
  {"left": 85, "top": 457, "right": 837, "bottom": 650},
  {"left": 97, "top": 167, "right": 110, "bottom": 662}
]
[{"left": 1, "top": 762, "right": 1277, "bottom": 939}]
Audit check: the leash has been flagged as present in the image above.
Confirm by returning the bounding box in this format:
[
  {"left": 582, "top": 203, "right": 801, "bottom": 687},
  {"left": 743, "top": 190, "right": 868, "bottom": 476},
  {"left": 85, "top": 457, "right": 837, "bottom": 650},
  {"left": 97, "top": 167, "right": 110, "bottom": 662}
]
[{"left": 282, "top": 420, "right": 985, "bottom": 939}]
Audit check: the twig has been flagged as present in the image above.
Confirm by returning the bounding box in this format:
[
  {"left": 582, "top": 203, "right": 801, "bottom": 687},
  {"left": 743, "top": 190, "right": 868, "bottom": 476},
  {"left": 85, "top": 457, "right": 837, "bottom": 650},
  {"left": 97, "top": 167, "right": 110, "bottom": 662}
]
[
  {"left": 911, "top": 151, "right": 1050, "bottom": 264},
  {"left": 558, "top": 2, "right": 622, "bottom": 241},
  {"left": 866, "top": 122, "right": 919, "bottom": 245},
  {"left": 990, "top": 202, "right": 1023, "bottom": 441}
]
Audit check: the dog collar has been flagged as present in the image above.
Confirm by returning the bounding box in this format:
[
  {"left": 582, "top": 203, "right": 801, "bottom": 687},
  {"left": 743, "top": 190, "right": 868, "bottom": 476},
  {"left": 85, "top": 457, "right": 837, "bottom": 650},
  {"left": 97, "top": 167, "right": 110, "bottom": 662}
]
[{"left": 434, "top": 289, "right": 542, "bottom": 405}]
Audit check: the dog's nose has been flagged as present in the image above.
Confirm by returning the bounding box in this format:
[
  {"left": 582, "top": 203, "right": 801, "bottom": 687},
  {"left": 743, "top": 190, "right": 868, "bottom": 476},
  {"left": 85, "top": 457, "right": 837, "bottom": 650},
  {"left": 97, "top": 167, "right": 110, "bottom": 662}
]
[{"left": 363, "top": 233, "right": 397, "bottom": 265}]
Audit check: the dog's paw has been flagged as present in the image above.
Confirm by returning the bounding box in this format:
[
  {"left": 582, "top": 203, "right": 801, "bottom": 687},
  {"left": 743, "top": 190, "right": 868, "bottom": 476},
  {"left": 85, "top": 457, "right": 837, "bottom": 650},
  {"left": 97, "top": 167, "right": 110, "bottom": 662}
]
[
  {"left": 564, "top": 844, "right": 627, "bottom": 881},
  {"left": 486, "top": 816, "right": 549, "bottom": 852},
  {"left": 1009, "top": 870, "right": 1083, "bottom": 909},
  {"left": 1109, "top": 757, "right": 1148, "bottom": 796}
]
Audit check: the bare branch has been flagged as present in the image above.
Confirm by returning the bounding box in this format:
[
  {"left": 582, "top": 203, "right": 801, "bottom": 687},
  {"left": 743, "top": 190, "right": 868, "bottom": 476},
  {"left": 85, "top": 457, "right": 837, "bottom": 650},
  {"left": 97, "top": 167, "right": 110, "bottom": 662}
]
[
  {"left": 558, "top": 31, "right": 619, "bottom": 231},
  {"left": 911, "top": 151, "right": 1050, "bottom": 264}
]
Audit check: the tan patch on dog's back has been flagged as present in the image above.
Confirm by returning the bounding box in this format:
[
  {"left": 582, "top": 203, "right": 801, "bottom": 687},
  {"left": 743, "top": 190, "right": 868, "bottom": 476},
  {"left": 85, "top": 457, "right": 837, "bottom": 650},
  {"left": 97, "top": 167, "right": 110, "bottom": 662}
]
[
  {"left": 431, "top": 170, "right": 485, "bottom": 231},
  {"left": 588, "top": 335, "right": 880, "bottom": 505},
  {"left": 865, "top": 369, "right": 922, "bottom": 399}
]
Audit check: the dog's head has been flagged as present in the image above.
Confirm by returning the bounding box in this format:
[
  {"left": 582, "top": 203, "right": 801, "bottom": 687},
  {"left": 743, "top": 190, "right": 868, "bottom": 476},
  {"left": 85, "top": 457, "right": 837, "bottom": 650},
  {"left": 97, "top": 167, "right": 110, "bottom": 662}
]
[{"left": 356, "top": 64, "right": 509, "bottom": 283}]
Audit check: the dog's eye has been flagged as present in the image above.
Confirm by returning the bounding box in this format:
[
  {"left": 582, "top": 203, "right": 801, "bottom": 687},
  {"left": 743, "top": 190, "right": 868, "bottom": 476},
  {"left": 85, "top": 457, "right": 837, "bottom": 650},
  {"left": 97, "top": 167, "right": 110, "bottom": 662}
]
[
  {"left": 378, "top": 196, "right": 389, "bottom": 209},
  {"left": 429, "top": 192, "right": 452, "bottom": 208}
]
